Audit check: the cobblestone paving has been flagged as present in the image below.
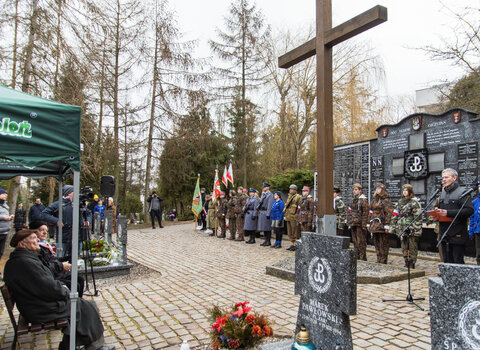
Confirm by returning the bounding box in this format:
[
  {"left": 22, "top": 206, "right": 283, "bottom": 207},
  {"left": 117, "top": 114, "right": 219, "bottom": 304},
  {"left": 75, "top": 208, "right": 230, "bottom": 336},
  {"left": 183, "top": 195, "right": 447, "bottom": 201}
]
[{"left": 0, "top": 223, "right": 467, "bottom": 349}]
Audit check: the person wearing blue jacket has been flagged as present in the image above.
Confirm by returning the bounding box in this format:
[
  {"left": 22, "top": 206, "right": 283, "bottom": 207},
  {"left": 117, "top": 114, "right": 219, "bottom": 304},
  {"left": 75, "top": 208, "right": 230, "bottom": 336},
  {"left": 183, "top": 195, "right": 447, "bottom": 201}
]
[
  {"left": 469, "top": 181, "right": 480, "bottom": 265},
  {"left": 270, "top": 191, "right": 285, "bottom": 249}
]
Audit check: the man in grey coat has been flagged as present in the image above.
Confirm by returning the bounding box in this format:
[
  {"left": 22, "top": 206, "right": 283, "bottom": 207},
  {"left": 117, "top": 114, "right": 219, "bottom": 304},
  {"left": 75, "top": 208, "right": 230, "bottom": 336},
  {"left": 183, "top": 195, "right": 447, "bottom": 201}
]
[
  {"left": 244, "top": 188, "right": 259, "bottom": 244},
  {"left": 258, "top": 183, "right": 273, "bottom": 246}
]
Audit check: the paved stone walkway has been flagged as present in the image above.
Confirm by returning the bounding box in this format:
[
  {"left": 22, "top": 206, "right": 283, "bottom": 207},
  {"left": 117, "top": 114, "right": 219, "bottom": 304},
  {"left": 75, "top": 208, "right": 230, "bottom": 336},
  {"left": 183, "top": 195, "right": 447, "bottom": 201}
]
[{"left": 0, "top": 223, "right": 459, "bottom": 349}]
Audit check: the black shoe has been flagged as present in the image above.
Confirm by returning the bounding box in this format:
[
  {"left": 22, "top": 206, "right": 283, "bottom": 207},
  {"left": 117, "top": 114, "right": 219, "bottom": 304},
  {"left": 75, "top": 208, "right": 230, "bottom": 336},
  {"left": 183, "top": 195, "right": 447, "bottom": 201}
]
[
  {"left": 159, "top": 225, "right": 164, "bottom": 228},
  {"left": 209, "top": 233, "right": 215, "bottom": 237},
  {"left": 275, "top": 244, "right": 282, "bottom": 249},
  {"left": 260, "top": 241, "right": 267, "bottom": 246},
  {"left": 411, "top": 263, "right": 415, "bottom": 269},
  {"left": 291, "top": 246, "right": 297, "bottom": 251},
  {"left": 286, "top": 245, "right": 294, "bottom": 251},
  {"left": 264, "top": 242, "right": 271, "bottom": 246},
  {"left": 271, "top": 243, "right": 278, "bottom": 248},
  {"left": 201, "top": 227, "right": 207, "bottom": 231},
  {"left": 152, "top": 227, "right": 156, "bottom": 229},
  {"left": 246, "top": 240, "right": 255, "bottom": 244}
]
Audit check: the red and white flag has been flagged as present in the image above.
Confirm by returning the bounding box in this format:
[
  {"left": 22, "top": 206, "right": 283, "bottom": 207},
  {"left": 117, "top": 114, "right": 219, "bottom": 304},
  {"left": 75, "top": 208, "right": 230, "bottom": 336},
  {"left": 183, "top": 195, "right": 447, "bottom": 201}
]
[
  {"left": 222, "top": 165, "right": 228, "bottom": 187},
  {"left": 213, "top": 169, "right": 221, "bottom": 199},
  {"left": 392, "top": 209, "right": 399, "bottom": 217},
  {"left": 369, "top": 210, "right": 373, "bottom": 216},
  {"left": 227, "top": 163, "right": 234, "bottom": 185},
  {"left": 348, "top": 206, "right": 352, "bottom": 213}
]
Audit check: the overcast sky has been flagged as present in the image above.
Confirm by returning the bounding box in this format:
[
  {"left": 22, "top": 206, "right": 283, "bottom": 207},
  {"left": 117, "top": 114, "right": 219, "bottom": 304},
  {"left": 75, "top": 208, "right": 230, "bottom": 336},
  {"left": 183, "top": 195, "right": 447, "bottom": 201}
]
[{"left": 170, "top": 0, "right": 476, "bottom": 98}]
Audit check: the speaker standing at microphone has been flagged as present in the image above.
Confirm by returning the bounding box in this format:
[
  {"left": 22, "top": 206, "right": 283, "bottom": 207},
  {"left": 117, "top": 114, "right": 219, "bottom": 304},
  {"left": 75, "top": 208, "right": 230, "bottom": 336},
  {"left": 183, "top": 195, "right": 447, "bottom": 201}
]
[
  {"left": 469, "top": 180, "right": 480, "bottom": 265},
  {"left": 433, "top": 168, "right": 474, "bottom": 264}
]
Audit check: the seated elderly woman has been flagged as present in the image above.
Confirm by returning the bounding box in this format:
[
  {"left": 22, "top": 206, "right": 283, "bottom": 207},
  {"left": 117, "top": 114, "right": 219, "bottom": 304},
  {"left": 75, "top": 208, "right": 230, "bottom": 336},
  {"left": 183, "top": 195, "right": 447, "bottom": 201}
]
[
  {"left": 4, "top": 229, "right": 114, "bottom": 350},
  {"left": 30, "top": 221, "right": 85, "bottom": 297}
]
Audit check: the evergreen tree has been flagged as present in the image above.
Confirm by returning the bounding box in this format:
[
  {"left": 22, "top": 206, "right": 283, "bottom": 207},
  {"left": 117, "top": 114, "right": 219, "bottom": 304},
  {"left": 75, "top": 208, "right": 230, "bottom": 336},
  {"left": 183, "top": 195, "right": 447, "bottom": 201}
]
[{"left": 209, "top": 0, "right": 270, "bottom": 187}]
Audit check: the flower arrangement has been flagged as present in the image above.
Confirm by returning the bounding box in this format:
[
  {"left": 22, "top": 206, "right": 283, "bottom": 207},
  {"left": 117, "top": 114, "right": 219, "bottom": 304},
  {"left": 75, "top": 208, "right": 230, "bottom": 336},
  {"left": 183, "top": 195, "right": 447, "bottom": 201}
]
[
  {"left": 209, "top": 301, "right": 273, "bottom": 349},
  {"left": 82, "top": 239, "right": 119, "bottom": 266}
]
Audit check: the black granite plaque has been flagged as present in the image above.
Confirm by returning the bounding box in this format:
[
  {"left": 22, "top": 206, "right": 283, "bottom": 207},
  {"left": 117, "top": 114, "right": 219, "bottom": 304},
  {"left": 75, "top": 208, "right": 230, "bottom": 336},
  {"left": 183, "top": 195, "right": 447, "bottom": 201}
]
[
  {"left": 429, "top": 264, "right": 480, "bottom": 350},
  {"left": 385, "top": 178, "right": 402, "bottom": 202},
  {"left": 334, "top": 143, "right": 370, "bottom": 205},
  {"left": 458, "top": 142, "right": 477, "bottom": 157},
  {"left": 295, "top": 232, "right": 356, "bottom": 350},
  {"left": 371, "top": 156, "right": 384, "bottom": 180}
]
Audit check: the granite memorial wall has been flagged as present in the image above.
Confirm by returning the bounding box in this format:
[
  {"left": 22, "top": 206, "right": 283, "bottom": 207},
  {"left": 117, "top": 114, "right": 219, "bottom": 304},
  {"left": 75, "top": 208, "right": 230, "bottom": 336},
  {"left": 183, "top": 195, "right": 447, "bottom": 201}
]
[{"left": 334, "top": 108, "right": 479, "bottom": 205}]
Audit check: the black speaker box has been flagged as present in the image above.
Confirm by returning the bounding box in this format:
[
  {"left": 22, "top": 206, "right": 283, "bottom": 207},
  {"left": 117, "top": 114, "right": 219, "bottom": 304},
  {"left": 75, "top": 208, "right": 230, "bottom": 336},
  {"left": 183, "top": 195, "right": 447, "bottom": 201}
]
[{"left": 100, "top": 175, "right": 115, "bottom": 197}]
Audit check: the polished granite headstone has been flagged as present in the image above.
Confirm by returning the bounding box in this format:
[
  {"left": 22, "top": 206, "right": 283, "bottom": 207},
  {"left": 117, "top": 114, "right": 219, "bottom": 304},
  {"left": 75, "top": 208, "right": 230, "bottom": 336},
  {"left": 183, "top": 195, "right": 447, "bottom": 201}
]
[
  {"left": 93, "top": 212, "right": 101, "bottom": 237},
  {"left": 429, "top": 263, "right": 480, "bottom": 350},
  {"left": 104, "top": 210, "right": 113, "bottom": 243},
  {"left": 295, "top": 232, "right": 357, "bottom": 350}
]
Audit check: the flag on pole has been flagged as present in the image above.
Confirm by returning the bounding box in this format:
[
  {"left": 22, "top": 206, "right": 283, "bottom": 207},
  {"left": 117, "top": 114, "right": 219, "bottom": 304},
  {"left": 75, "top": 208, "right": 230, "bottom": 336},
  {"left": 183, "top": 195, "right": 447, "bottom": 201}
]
[
  {"left": 213, "top": 169, "right": 221, "bottom": 200},
  {"left": 192, "top": 176, "right": 202, "bottom": 217},
  {"left": 227, "top": 163, "right": 234, "bottom": 185},
  {"left": 222, "top": 165, "right": 228, "bottom": 187}
]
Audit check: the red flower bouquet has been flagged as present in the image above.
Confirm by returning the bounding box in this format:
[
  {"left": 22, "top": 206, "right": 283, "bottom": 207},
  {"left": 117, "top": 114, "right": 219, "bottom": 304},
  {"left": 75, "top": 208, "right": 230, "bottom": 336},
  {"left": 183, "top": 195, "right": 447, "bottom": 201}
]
[{"left": 208, "top": 301, "right": 273, "bottom": 349}]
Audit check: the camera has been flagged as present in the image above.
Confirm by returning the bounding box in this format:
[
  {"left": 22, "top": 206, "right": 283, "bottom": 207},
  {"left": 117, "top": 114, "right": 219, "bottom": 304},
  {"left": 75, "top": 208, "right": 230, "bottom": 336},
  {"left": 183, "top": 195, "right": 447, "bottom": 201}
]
[{"left": 79, "top": 186, "right": 94, "bottom": 203}]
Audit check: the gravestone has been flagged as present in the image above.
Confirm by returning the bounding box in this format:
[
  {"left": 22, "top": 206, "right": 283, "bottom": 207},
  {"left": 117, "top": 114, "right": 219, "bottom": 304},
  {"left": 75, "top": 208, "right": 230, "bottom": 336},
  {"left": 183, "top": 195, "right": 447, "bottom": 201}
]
[
  {"left": 295, "top": 232, "right": 356, "bottom": 349},
  {"left": 104, "top": 210, "right": 113, "bottom": 243},
  {"left": 430, "top": 263, "right": 480, "bottom": 350},
  {"left": 93, "top": 212, "right": 101, "bottom": 238},
  {"left": 117, "top": 216, "right": 128, "bottom": 265}
]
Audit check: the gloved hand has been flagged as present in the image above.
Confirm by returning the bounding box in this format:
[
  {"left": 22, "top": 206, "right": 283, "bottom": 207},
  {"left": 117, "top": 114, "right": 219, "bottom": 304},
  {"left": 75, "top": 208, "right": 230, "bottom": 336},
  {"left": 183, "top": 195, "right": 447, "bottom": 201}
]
[
  {"left": 266, "top": 216, "right": 270, "bottom": 220},
  {"left": 470, "top": 234, "right": 475, "bottom": 240},
  {"left": 241, "top": 214, "right": 245, "bottom": 219},
  {"left": 251, "top": 216, "right": 256, "bottom": 221}
]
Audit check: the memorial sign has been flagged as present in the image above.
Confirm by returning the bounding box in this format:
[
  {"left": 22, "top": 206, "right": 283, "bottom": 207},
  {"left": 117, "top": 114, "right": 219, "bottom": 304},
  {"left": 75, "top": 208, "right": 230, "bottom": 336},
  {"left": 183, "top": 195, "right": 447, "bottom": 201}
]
[
  {"left": 334, "top": 108, "right": 480, "bottom": 204},
  {"left": 295, "top": 232, "right": 356, "bottom": 349},
  {"left": 429, "top": 264, "right": 480, "bottom": 350}
]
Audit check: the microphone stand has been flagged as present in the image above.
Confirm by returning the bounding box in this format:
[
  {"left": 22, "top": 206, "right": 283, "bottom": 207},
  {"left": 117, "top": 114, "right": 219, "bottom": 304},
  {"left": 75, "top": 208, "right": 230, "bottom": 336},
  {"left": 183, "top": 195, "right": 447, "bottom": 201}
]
[{"left": 382, "top": 190, "right": 439, "bottom": 311}]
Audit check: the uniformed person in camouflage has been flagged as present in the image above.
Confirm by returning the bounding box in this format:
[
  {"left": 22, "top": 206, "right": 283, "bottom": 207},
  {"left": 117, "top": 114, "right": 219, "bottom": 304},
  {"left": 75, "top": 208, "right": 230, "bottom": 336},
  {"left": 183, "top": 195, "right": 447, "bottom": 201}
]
[
  {"left": 284, "top": 184, "right": 302, "bottom": 251},
  {"left": 390, "top": 184, "right": 423, "bottom": 268},
  {"left": 207, "top": 194, "right": 218, "bottom": 237},
  {"left": 346, "top": 183, "right": 369, "bottom": 260},
  {"left": 226, "top": 190, "right": 237, "bottom": 240},
  {"left": 334, "top": 186, "right": 346, "bottom": 236},
  {"left": 296, "top": 186, "right": 315, "bottom": 232},
  {"left": 367, "top": 183, "right": 394, "bottom": 264},
  {"left": 216, "top": 191, "right": 228, "bottom": 238},
  {"left": 234, "top": 187, "right": 247, "bottom": 241}
]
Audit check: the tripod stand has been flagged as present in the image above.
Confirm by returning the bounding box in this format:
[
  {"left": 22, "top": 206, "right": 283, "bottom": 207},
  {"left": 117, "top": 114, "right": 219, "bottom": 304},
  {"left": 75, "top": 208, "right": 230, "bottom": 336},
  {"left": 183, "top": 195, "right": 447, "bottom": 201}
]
[
  {"left": 382, "top": 192, "right": 438, "bottom": 311},
  {"left": 79, "top": 208, "right": 98, "bottom": 297}
]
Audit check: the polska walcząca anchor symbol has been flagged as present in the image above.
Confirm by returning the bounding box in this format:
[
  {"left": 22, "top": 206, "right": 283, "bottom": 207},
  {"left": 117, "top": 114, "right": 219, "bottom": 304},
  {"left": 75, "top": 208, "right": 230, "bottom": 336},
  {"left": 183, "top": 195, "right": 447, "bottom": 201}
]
[
  {"left": 314, "top": 262, "right": 325, "bottom": 283},
  {"left": 410, "top": 155, "right": 423, "bottom": 173},
  {"left": 472, "top": 310, "right": 480, "bottom": 341}
]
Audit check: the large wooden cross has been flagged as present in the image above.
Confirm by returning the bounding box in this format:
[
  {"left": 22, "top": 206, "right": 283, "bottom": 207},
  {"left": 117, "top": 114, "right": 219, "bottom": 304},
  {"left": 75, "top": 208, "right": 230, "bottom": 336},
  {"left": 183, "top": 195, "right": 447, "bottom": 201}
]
[{"left": 279, "top": 1, "right": 387, "bottom": 230}]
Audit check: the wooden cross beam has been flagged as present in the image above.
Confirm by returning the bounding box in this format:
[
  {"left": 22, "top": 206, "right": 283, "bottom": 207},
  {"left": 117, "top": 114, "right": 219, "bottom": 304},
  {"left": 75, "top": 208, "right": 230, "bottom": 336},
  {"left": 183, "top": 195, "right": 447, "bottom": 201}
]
[{"left": 278, "top": 1, "right": 387, "bottom": 229}]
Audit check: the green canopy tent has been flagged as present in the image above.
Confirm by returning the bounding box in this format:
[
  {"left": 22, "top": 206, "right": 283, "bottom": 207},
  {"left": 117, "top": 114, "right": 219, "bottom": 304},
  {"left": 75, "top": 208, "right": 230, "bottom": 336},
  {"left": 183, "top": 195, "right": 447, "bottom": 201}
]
[{"left": 0, "top": 84, "right": 82, "bottom": 349}]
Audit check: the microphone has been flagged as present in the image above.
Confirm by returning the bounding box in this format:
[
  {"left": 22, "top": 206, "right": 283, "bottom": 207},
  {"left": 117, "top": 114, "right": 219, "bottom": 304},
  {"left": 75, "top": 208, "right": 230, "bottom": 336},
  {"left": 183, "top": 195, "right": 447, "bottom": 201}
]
[
  {"left": 459, "top": 180, "right": 480, "bottom": 199},
  {"left": 429, "top": 187, "right": 441, "bottom": 201}
]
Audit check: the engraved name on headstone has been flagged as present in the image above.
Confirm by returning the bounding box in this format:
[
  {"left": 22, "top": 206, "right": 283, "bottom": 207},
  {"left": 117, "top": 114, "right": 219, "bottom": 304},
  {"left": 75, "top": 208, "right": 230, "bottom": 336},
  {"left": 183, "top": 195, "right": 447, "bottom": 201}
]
[
  {"left": 429, "top": 264, "right": 480, "bottom": 350},
  {"left": 295, "top": 232, "right": 356, "bottom": 349}
]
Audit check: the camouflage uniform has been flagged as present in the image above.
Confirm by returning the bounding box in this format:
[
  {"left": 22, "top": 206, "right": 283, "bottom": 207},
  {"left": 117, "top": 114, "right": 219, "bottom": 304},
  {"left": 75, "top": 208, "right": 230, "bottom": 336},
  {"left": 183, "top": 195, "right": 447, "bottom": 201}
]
[
  {"left": 296, "top": 196, "right": 315, "bottom": 232},
  {"left": 368, "top": 194, "right": 394, "bottom": 264},
  {"left": 390, "top": 197, "right": 423, "bottom": 266},
  {"left": 235, "top": 193, "right": 247, "bottom": 241},
  {"left": 347, "top": 194, "right": 369, "bottom": 260},
  {"left": 334, "top": 196, "right": 346, "bottom": 236},
  {"left": 284, "top": 192, "right": 302, "bottom": 245},
  {"left": 226, "top": 195, "right": 237, "bottom": 240},
  {"left": 207, "top": 199, "right": 218, "bottom": 235},
  {"left": 216, "top": 197, "right": 228, "bottom": 238}
]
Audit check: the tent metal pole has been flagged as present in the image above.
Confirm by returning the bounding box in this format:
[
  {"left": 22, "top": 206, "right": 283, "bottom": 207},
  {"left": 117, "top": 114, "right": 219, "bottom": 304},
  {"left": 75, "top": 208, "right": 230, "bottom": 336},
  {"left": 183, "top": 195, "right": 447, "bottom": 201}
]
[
  {"left": 69, "top": 170, "right": 80, "bottom": 350},
  {"left": 58, "top": 179, "right": 63, "bottom": 257}
]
